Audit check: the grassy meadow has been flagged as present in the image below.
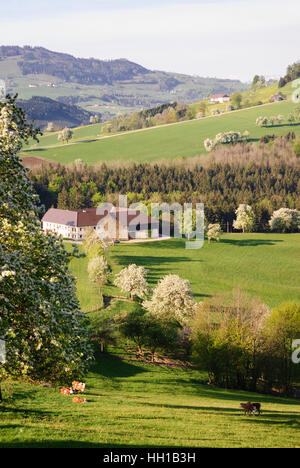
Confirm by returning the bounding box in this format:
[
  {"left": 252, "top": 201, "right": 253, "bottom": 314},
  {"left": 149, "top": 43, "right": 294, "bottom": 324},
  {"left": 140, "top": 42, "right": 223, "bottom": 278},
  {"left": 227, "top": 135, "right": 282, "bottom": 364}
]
[
  {"left": 21, "top": 100, "right": 300, "bottom": 165},
  {"left": 68, "top": 234, "right": 300, "bottom": 312},
  {"left": 1, "top": 353, "right": 300, "bottom": 448}
]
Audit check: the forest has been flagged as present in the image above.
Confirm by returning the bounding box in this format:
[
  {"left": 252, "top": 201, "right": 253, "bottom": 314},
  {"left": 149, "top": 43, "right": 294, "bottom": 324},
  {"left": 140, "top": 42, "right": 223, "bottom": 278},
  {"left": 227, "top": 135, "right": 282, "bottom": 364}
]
[{"left": 29, "top": 137, "right": 300, "bottom": 232}]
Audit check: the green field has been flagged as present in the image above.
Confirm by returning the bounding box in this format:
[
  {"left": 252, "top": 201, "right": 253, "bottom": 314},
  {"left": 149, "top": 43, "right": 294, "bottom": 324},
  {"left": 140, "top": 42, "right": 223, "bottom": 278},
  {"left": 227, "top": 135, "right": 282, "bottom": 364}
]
[
  {"left": 68, "top": 233, "right": 300, "bottom": 312},
  {"left": 22, "top": 101, "right": 300, "bottom": 165},
  {"left": 1, "top": 353, "right": 299, "bottom": 448}
]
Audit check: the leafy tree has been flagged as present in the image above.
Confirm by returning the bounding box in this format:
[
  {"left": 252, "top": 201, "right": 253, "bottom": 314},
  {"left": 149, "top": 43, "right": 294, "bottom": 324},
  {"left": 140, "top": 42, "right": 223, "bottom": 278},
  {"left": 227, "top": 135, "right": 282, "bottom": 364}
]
[
  {"left": 262, "top": 303, "right": 300, "bottom": 394},
  {"left": 88, "top": 256, "right": 111, "bottom": 307},
  {"left": 58, "top": 127, "right": 73, "bottom": 143},
  {"left": 269, "top": 208, "right": 300, "bottom": 232},
  {"left": 233, "top": 204, "right": 255, "bottom": 233},
  {"left": 0, "top": 95, "right": 92, "bottom": 386},
  {"left": 192, "top": 290, "right": 269, "bottom": 389},
  {"left": 230, "top": 92, "right": 242, "bottom": 109},
  {"left": 114, "top": 264, "right": 150, "bottom": 300},
  {"left": 206, "top": 223, "right": 222, "bottom": 243},
  {"left": 143, "top": 274, "right": 195, "bottom": 324},
  {"left": 119, "top": 307, "right": 179, "bottom": 360},
  {"left": 89, "top": 315, "right": 117, "bottom": 353}
]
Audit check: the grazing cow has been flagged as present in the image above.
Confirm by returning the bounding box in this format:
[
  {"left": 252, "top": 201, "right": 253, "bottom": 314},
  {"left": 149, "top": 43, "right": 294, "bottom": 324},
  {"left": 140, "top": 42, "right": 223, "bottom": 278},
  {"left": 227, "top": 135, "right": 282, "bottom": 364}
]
[
  {"left": 72, "top": 381, "right": 86, "bottom": 393},
  {"left": 61, "top": 387, "right": 73, "bottom": 395},
  {"left": 240, "top": 402, "right": 254, "bottom": 416},
  {"left": 252, "top": 403, "right": 262, "bottom": 415},
  {"left": 72, "top": 396, "right": 87, "bottom": 403},
  {"left": 240, "top": 402, "right": 262, "bottom": 416}
]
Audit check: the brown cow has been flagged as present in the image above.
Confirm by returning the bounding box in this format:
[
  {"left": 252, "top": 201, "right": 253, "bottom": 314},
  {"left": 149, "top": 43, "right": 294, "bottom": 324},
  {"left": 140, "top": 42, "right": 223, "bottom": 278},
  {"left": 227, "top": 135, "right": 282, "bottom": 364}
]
[
  {"left": 61, "top": 387, "right": 73, "bottom": 395},
  {"left": 72, "top": 396, "right": 87, "bottom": 403},
  {"left": 240, "top": 402, "right": 261, "bottom": 416},
  {"left": 72, "top": 381, "right": 86, "bottom": 393},
  {"left": 252, "top": 403, "right": 262, "bottom": 415}
]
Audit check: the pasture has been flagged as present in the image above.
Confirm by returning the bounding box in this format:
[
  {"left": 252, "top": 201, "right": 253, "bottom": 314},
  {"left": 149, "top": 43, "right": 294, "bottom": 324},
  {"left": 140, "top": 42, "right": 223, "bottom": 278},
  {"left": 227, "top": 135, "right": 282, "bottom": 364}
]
[
  {"left": 1, "top": 354, "right": 299, "bottom": 448},
  {"left": 68, "top": 234, "right": 300, "bottom": 312},
  {"left": 21, "top": 101, "right": 300, "bottom": 165}
]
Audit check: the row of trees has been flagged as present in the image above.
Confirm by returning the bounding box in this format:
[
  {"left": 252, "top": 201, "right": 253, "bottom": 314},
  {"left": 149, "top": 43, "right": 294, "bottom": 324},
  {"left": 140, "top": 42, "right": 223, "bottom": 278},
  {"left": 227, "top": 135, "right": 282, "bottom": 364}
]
[
  {"left": 103, "top": 102, "right": 193, "bottom": 133},
  {"left": 193, "top": 292, "right": 300, "bottom": 394},
  {"left": 256, "top": 107, "right": 300, "bottom": 128}
]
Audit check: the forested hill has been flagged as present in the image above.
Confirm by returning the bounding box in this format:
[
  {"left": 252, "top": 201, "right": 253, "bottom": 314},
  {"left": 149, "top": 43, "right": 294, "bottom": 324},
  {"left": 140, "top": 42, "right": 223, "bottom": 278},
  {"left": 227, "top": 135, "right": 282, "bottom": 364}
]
[
  {"left": 0, "top": 46, "right": 149, "bottom": 85},
  {"left": 18, "top": 96, "right": 95, "bottom": 129}
]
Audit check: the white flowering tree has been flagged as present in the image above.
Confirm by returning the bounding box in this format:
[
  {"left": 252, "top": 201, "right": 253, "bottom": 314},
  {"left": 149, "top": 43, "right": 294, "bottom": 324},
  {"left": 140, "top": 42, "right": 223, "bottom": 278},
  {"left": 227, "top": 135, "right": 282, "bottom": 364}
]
[
  {"left": 114, "top": 264, "right": 150, "bottom": 300},
  {"left": 0, "top": 95, "right": 92, "bottom": 384},
  {"left": 269, "top": 208, "right": 300, "bottom": 233},
  {"left": 233, "top": 204, "right": 255, "bottom": 233},
  {"left": 58, "top": 127, "right": 73, "bottom": 144},
  {"left": 143, "top": 274, "right": 195, "bottom": 324},
  {"left": 88, "top": 256, "right": 111, "bottom": 307},
  {"left": 206, "top": 223, "right": 222, "bottom": 243}
]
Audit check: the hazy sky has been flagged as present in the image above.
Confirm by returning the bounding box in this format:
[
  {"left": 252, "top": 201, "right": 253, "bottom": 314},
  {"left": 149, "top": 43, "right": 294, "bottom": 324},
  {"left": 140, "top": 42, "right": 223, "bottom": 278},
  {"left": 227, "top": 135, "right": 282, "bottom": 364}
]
[{"left": 1, "top": 0, "right": 299, "bottom": 81}]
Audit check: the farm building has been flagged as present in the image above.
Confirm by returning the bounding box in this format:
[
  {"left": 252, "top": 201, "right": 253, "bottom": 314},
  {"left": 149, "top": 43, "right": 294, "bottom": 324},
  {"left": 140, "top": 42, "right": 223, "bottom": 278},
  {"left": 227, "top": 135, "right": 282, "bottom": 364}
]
[
  {"left": 270, "top": 94, "right": 284, "bottom": 102},
  {"left": 42, "top": 207, "right": 159, "bottom": 241},
  {"left": 210, "top": 93, "right": 230, "bottom": 104}
]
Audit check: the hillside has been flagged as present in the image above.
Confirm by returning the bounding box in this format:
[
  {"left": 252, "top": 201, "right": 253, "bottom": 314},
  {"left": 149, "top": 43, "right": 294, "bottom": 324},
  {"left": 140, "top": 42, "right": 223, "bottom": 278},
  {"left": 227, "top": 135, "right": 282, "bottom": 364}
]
[
  {"left": 0, "top": 45, "right": 248, "bottom": 117},
  {"left": 22, "top": 100, "right": 300, "bottom": 165},
  {"left": 18, "top": 96, "right": 96, "bottom": 129},
  {"left": 1, "top": 352, "right": 300, "bottom": 448}
]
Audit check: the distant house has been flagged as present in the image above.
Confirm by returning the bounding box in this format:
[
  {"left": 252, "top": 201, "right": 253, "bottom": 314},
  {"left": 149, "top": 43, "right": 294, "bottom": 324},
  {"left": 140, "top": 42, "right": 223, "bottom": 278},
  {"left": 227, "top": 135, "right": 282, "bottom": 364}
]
[
  {"left": 42, "top": 207, "right": 159, "bottom": 241},
  {"left": 210, "top": 94, "right": 230, "bottom": 104},
  {"left": 270, "top": 94, "right": 284, "bottom": 103}
]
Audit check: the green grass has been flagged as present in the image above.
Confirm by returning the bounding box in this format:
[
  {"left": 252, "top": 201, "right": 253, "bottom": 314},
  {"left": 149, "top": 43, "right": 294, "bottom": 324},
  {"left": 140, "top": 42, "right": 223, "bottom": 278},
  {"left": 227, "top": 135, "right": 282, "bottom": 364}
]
[
  {"left": 65, "top": 244, "right": 102, "bottom": 312},
  {"left": 68, "top": 234, "right": 300, "bottom": 311},
  {"left": 21, "top": 101, "right": 300, "bottom": 165},
  {"left": 1, "top": 354, "right": 300, "bottom": 448}
]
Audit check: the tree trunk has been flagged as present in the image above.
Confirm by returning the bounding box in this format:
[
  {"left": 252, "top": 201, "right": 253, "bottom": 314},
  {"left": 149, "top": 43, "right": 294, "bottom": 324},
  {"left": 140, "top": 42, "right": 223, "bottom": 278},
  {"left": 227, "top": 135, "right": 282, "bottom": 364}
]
[{"left": 100, "top": 341, "right": 104, "bottom": 353}]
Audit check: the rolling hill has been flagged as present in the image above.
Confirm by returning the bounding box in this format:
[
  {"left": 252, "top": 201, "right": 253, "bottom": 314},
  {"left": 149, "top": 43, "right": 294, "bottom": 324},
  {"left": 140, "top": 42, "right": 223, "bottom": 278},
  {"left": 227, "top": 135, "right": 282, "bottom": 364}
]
[{"left": 22, "top": 100, "right": 300, "bottom": 165}]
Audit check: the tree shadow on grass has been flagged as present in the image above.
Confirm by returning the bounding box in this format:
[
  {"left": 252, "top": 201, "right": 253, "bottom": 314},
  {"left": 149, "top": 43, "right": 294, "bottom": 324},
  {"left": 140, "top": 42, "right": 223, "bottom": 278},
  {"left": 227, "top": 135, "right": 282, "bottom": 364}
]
[
  {"left": 90, "top": 354, "right": 149, "bottom": 379},
  {"left": 220, "top": 238, "right": 283, "bottom": 247}
]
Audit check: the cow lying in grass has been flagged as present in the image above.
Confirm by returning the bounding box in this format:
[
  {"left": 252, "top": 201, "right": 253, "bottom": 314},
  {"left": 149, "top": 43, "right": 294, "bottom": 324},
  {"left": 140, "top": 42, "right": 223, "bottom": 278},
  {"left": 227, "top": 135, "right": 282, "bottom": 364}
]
[
  {"left": 240, "top": 402, "right": 262, "bottom": 416},
  {"left": 72, "top": 396, "right": 87, "bottom": 403},
  {"left": 61, "top": 387, "right": 73, "bottom": 395},
  {"left": 72, "top": 381, "right": 86, "bottom": 393}
]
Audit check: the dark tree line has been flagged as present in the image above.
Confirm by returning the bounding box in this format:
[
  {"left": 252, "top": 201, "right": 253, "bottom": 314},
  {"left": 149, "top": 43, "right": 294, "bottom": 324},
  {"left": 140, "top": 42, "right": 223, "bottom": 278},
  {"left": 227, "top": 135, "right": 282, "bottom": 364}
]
[{"left": 28, "top": 140, "right": 300, "bottom": 232}]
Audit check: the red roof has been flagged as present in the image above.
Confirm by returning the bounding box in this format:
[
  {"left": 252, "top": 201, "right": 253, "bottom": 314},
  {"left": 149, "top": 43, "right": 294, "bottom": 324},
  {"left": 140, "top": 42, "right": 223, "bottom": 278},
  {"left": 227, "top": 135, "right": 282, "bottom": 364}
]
[{"left": 42, "top": 207, "right": 157, "bottom": 228}]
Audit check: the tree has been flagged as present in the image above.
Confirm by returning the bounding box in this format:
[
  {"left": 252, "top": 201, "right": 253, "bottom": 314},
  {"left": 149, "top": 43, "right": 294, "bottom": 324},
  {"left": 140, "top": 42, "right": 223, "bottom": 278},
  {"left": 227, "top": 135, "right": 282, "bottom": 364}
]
[
  {"left": 58, "top": 127, "right": 73, "bottom": 144},
  {"left": 89, "top": 315, "right": 116, "bottom": 353},
  {"left": 143, "top": 274, "right": 195, "bottom": 324},
  {"left": 233, "top": 204, "right": 255, "bottom": 233},
  {"left": 114, "top": 264, "right": 150, "bottom": 300},
  {"left": 262, "top": 303, "right": 300, "bottom": 394},
  {"left": 192, "top": 290, "right": 269, "bottom": 389},
  {"left": 119, "top": 307, "right": 178, "bottom": 360},
  {"left": 83, "top": 227, "right": 108, "bottom": 259},
  {"left": 206, "top": 223, "right": 222, "bottom": 243},
  {"left": 88, "top": 256, "right": 110, "bottom": 308},
  {"left": 0, "top": 95, "right": 92, "bottom": 385},
  {"left": 230, "top": 92, "right": 242, "bottom": 109},
  {"left": 269, "top": 208, "right": 300, "bottom": 232}
]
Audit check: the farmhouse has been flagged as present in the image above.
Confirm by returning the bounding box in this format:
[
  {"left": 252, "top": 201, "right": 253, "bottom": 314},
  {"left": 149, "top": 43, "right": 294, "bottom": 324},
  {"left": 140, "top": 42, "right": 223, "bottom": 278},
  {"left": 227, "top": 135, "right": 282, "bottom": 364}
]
[
  {"left": 42, "top": 207, "right": 159, "bottom": 241},
  {"left": 270, "top": 94, "right": 284, "bottom": 102},
  {"left": 210, "top": 93, "right": 230, "bottom": 104}
]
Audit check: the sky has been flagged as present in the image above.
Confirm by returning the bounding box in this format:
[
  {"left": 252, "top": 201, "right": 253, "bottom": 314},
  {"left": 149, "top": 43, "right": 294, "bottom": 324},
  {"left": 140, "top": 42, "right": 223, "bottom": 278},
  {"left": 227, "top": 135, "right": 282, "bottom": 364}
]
[{"left": 0, "top": 0, "right": 299, "bottom": 82}]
